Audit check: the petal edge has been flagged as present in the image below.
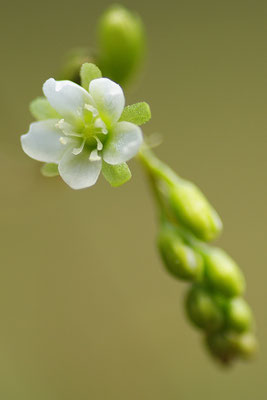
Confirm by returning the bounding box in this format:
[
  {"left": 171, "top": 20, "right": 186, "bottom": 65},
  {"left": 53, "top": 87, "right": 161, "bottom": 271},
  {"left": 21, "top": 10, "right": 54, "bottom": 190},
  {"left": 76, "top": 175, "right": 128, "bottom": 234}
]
[
  {"left": 89, "top": 78, "right": 125, "bottom": 126},
  {"left": 103, "top": 121, "right": 143, "bottom": 165},
  {"left": 21, "top": 119, "right": 67, "bottom": 163},
  {"left": 58, "top": 148, "right": 102, "bottom": 189}
]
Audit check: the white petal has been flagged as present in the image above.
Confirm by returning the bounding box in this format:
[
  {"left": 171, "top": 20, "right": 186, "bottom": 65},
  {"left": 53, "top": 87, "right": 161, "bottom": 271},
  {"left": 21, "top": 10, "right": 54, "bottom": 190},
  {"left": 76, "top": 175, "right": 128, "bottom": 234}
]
[
  {"left": 43, "top": 78, "right": 94, "bottom": 125},
  {"left": 103, "top": 122, "right": 143, "bottom": 165},
  {"left": 58, "top": 148, "right": 102, "bottom": 190},
  {"left": 89, "top": 78, "right": 125, "bottom": 126},
  {"left": 21, "top": 119, "right": 71, "bottom": 163}
]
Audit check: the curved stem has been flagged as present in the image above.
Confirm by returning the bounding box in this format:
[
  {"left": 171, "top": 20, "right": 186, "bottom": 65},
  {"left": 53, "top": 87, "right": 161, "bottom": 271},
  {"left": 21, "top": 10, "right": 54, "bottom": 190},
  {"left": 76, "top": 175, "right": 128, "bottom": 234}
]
[
  {"left": 138, "top": 146, "right": 181, "bottom": 186},
  {"left": 137, "top": 146, "right": 178, "bottom": 223}
]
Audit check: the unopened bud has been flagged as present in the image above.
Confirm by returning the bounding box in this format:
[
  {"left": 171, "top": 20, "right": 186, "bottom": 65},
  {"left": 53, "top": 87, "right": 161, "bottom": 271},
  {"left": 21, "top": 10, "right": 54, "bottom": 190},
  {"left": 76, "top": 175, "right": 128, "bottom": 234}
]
[
  {"left": 97, "top": 5, "right": 145, "bottom": 85},
  {"left": 169, "top": 180, "right": 222, "bottom": 242},
  {"left": 203, "top": 247, "right": 245, "bottom": 297},
  {"left": 232, "top": 332, "right": 258, "bottom": 359},
  {"left": 206, "top": 331, "right": 257, "bottom": 363},
  {"left": 158, "top": 224, "right": 203, "bottom": 281},
  {"left": 58, "top": 48, "right": 92, "bottom": 83},
  {"left": 185, "top": 285, "right": 225, "bottom": 332},
  {"left": 226, "top": 297, "right": 253, "bottom": 332},
  {"left": 205, "top": 332, "right": 236, "bottom": 364}
]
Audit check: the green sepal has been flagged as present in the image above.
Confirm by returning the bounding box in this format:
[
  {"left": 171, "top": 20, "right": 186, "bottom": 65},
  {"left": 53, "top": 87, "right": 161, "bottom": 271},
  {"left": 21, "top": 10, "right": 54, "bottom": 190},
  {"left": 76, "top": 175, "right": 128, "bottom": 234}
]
[
  {"left": 80, "top": 63, "right": 102, "bottom": 90},
  {"left": 119, "top": 102, "right": 151, "bottom": 125},
  {"left": 102, "top": 161, "right": 131, "bottom": 187},
  {"left": 30, "top": 97, "right": 60, "bottom": 121},
  {"left": 41, "top": 163, "right": 59, "bottom": 177}
]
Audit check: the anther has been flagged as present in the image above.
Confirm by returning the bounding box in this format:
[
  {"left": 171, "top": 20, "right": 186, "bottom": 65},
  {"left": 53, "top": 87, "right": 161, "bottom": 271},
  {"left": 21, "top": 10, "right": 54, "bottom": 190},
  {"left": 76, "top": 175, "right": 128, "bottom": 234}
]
[
  {"left": 89, "top": 149, "right": 101, "bottom": 161},
  {"left": 72, "top": 139, "right": 86, "bottom": 155},
  {"left": 59, "top": 136, "right": 68, "bottom": 145},
  {"left": 94, "top": 136, "right": 103, "bottom": 151},
  {"left": 84, "top": 104, "right": 98, "bottom": 117}
]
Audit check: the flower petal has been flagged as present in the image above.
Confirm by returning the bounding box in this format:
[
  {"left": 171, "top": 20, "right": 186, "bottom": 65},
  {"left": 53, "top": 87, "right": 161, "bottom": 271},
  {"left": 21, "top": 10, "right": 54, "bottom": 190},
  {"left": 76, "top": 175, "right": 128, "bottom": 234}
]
[
  {"left": 43, "top": 78, "right": 94, "bottom": 125},
  {"left": 89, "top": 78, "right": 125, "bottom": 126},
  {"left": 103, "top": 121, "right": 143, "bottom": 165},
  {"left": 21, "top": 119, "right": 70, "bottom": 163},
  {"left": 58, "top": 148, "right": 102, "bottom": 189}
]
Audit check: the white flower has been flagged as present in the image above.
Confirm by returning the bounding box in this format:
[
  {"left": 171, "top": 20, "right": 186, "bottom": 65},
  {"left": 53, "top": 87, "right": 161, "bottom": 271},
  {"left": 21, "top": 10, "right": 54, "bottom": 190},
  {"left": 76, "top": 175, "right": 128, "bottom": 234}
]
[{"left": 21, "top": 77, "right": 143, "bottom": 189}]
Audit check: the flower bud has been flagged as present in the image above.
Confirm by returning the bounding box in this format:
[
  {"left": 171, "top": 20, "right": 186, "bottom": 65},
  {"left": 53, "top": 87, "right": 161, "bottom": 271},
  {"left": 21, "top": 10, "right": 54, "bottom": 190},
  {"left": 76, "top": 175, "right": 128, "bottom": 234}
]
[
  {"left": 205, "top": 332, "right": 236, "bottom": 363},
  {"left": 203, "top": 247, "right": 245, "bottom": 297},
  {"left": 97, "top": 5, "right": 145, "bottom": 85},
  {"left": 158, "top": 225, "right": 203, "bottom": 281},
  {"left": 232, "top": 332, "right": 258, "bottom": 359},
  {"left": 206, "top": 331, "right": 257, "bottom": 363},
  {"left": 169, "top": 180, "right": 222, "bottom": 242},
  {"left": 58, "top": 48, "right": 92, "bottom": 83},
  {"left": 185, "top": 286, "right": 225, "bottom": 332},
  {"left": 226, "top": 297, "right": 253, "bottom": 332}
]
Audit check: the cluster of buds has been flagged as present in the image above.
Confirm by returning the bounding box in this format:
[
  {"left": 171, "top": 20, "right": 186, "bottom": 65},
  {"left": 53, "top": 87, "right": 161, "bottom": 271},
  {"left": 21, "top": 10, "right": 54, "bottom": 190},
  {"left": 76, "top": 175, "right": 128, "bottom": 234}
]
[{"left": 140, "top": 147, "right": 257, "bottom": 365}]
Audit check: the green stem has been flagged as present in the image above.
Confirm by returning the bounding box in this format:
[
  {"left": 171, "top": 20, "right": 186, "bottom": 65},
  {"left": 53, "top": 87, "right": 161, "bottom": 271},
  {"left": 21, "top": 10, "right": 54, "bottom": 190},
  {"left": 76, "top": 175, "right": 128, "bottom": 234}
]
[
  {"left": 138, "top": 152, "right": 165, "bottom": 219},
  {"left": 138, "top": 146, "right": 180, "bottom": 223},
  {"left": 138, "top": 146, "right": 181, "bottom": 186}
]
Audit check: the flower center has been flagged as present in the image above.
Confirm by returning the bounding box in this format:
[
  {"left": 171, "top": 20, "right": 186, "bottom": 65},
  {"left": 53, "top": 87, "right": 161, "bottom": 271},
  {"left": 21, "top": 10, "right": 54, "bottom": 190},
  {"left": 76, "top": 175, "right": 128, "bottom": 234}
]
[{"left": 57, "top": 104, "right": 108, "bottom": 161}]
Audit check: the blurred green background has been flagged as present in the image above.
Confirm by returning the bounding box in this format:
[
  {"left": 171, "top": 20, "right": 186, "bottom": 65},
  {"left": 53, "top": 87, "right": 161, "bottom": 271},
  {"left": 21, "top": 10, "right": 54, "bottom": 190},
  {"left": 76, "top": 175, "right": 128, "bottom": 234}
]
[{"left": 1, "top": 0, "right": 266, "bottom": 398}]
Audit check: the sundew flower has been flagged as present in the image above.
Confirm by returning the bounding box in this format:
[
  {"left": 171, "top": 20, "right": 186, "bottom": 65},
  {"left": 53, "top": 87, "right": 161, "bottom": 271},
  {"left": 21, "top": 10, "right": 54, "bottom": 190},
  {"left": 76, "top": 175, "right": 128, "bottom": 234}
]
[{"left": 21, "top": 64, "right": 150, "bottom": 189}]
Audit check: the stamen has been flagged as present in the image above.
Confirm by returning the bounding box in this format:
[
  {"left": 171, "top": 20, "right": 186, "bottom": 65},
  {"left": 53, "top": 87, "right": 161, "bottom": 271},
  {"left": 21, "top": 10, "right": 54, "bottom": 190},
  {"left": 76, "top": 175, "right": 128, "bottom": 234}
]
[
  {"left": 56, "top": 119, "right": 82, "bottom": 138},
  {"left": 56, "top": 119, "right": 65, "bottom": 129},
  {"left": 77, "top": 106, "right": 83, "bottom": 119},
  {"left": 84, "top": 104, "right": 98, "bottom": 117},
  {"left": 89, "top": 149, "right": 101, "bottom": 161},
  {"left": 94, "top": 118, "right": 108, "bottom": 134},
  {"left": 72, "top": 139, "right": 86, "bottom": 155},
  {"left": 94, "top": 136, "right": 103, "bottom": 151},
  {"left": 59, "top": 136, "right": 69, "bottom": 145}
]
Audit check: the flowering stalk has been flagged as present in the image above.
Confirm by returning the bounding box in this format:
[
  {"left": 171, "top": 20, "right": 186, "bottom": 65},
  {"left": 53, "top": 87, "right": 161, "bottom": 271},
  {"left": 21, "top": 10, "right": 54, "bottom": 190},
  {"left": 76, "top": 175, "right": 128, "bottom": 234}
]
[{"left": 20, "top": 4, "right": 257, "bottom": 365}]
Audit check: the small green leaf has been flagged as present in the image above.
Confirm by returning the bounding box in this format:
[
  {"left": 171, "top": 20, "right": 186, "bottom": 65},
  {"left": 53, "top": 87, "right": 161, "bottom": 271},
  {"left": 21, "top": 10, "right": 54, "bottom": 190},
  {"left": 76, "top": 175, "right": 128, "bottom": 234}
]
[
  {"left": 30, "top": 97, "right": 60, "bottom": 121},
  {"left": 80, "top": 63, "right": 102, "bottom": 90},
  {"left": 41, "top": 163, "right": 59, "bottom": 177},
  {"left": 102, "top": 161, "right": 131, "bottom": 187},
  {"left": 119, "top": 102, "right": 151, "bottom": 125}
]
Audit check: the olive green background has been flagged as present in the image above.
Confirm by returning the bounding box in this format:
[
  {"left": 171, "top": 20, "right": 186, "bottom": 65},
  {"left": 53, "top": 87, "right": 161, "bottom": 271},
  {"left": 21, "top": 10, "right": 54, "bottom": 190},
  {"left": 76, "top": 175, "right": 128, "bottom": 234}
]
[{"left": 1, "top": 0, "right": 266, "bottom": 399}]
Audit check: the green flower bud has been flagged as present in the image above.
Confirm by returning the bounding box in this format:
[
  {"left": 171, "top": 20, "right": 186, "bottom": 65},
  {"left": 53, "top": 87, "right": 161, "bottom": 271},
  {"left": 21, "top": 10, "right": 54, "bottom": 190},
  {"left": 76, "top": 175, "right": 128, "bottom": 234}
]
[
  {"left": 158, "top": 224, "right": 203, "bottom": 281},
  {"left": 205, "top": 332, "right": 236, "bottom": 364},
  {"left": 169, "top": 180, "right": 222, "bottom": 242},
  {"left": 185, "top": 286, "right": 225, "bottom": 332},
  {"left": 203, "top": 247, "right": 245, "bottom": 297},
  {"left": 226, "top": 297, "right": 253, "bottom": 332},
  {"left": 206, "top": 331, "right": 257, "bottom": 363},
  {"left": 58, "top": 48, "right": 92, "bottom": 84},
  {"left": 231, "top": 332, "right": 258, "bottom": 359},
  {"left": 97, "top": 5, "right": 145, "bottom": 85}
]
